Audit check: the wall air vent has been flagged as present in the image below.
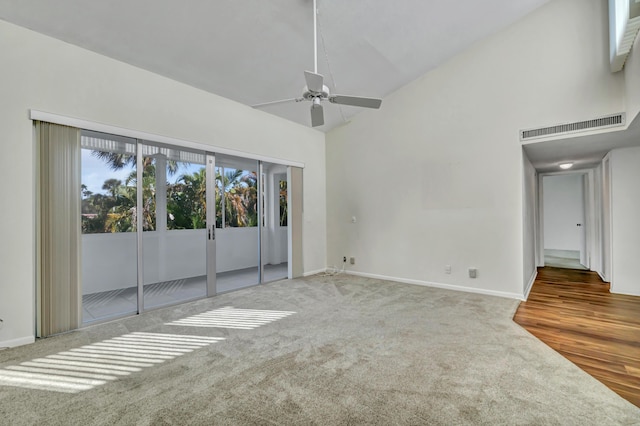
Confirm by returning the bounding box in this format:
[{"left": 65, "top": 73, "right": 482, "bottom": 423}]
[{"left": 520, "top": 113, "right": 626, "bottom": 142}]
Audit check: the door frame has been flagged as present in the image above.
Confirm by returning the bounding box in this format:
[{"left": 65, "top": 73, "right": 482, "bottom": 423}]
[
  {"left": 206, "top": 153, "right": 217, "bottom": 296},
  {"left": 537, "top": 169, "right": 596, "bottom": 270}
]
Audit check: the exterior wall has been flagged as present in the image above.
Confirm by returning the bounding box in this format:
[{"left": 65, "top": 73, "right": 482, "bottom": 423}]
[{"left": 81, "top": 227, "right": 286, "bottom": 295}]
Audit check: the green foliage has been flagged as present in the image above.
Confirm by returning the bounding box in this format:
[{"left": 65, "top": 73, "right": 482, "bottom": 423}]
[
  {"left": 279, "top": 180, "right": 288, "bottom": 226},
  {"left": 82, "top": 153, "right": 260, "bottom": 234},
  {"left": 167, "top": 168, "right": 207, "bottom": 230},
  {"left": 216, "top": 168, "right": 258, "bottom": 228}
]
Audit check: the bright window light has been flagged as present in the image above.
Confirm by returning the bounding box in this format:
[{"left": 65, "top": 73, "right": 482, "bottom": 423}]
[
  {"left": 167, "top": 306, "right": 296, "bottom": 329},
  {"left": 0, "top": 332, "right": 224, "bottom": 393}
]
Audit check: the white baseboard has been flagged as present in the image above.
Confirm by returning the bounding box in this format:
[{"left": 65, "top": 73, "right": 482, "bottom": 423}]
[
  {"left": 523, "top": 270, "right": 538, "bottom": 301},
  {"left": 344, "top": 270, "right": 523, "bottom": 300},
  {"left": 544, "top": 249, "right": 580, "bottom": 260},
  {"left": 303, "top": 268, "right": 327, "bottom": 277},
  {"left": 0, "top": 335, "right": 35, "bottom": 349}
]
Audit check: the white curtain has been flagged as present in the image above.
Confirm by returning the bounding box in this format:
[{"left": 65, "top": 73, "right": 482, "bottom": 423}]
[{"left": 37, "top": 121, "right": 82, "bottom": 337}]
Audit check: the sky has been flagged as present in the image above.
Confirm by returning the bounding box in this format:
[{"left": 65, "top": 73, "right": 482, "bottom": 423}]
[{"left": 81, "top": 149, "right": 204, "bottom": 196}]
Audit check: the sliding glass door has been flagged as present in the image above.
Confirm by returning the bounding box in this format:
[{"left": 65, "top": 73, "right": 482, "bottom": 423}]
[
  {"left": 260, "top": 161, "right": 289, "bottom": 282},
  {"left": 214, "top": 154, "right": 261, "bottom": 292},
  {"left": 139, "top": 142, "right": 211, "bottom": 310},
  {"left": 80, "top": 131, "right": 139, "bottom": 323},
  {"left": 78, "top": 129, "right": 292, "bottom": 326}
]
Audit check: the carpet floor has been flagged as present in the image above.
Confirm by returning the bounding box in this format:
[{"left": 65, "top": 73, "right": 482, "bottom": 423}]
[{"left": 0, "top": 274, "right": 638, "bottom": 425}]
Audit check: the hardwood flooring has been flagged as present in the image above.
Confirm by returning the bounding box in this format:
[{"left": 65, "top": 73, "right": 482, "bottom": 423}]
[{"left": 513, "top": 267, "right": 640, "bottom": 408}]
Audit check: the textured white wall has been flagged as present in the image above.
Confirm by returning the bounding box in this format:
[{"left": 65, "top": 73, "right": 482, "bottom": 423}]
[
  {"left": 610, "top": 146, "right": 640, "bottom": 296},
  {"left": 522, "top": 152, "right": 538, "bottom": 295},
  {"left": 0, "top": 20, "right": 325, "bottom": 347},
  {"left": 325, "top": 0, "right": 624, "bottom": 299},
  {"left": 543, "top": 174, "right": 584, "bottom": 252}
]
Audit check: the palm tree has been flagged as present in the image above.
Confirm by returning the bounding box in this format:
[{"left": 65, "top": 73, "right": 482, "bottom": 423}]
[
  {"left": 239, "top": 171, "right": 258, "bottom": 227},
  {"left": 279, "top": 180, "right": 288, "bottom": 226},
  {"left": 103, "top": 161, "right": 156, "bottom": 232},
  {"left": 101, "top": 178, "right": 122, "bottom": 198},
  {"left": 217, "top": 168, "right": 258, "bottom": 227},
  {"left": 91, "top": 150, "right": 180, "bottom": 175},
  {"left": 167, "top": 168, "right": 207, "bottom": 229}
]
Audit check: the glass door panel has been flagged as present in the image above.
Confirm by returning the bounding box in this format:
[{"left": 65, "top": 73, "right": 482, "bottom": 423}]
[
  {"left": 140, "top": 143, "right": 208, "bottom": 309},
  {"left": 80, "top": 132, "right": 287, "bottom": 322},
  {"left": 80, "top": 131, "right": 138, "bottom": 324},
  {"left": 215, "top": 154, "right": 260, "bottom": 292},
  {"left": 260, "top": 162, "right": 289, "bottom": 282}
]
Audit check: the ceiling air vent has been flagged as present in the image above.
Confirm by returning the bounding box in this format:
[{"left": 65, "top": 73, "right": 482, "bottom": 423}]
[{"left": 520, "top": 113, "right": 625, "bottom": 141}]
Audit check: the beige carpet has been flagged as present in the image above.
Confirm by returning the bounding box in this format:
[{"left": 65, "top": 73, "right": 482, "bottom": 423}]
[{"left": 0, "top": 274, "right": 638, "bottom": 425}]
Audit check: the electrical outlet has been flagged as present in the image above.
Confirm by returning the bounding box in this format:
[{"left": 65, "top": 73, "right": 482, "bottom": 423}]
[
  {"left": 343, "top": 256, "right": 347, "bottom": 263},
  {"left": 445, "top": 265, "right": 451, "bottom": 274},
  {"left": 469, "top": 268, "right": 477, "bottom": 278},
  {"left": 350, "top": 257, "right": 355, "bottom": 265}
]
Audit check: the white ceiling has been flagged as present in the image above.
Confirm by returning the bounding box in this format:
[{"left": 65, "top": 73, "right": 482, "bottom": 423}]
[
  {"left": 0, "top": 0, "right": 550, "bottom": 131},
  {"left": 2, "top": 0, "right": 638, "bottom": 172}
]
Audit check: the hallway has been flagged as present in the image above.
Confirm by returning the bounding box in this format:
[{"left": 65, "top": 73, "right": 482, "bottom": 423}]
[{"left": 514, "top": 267, "right": 640, "bottom": 407}]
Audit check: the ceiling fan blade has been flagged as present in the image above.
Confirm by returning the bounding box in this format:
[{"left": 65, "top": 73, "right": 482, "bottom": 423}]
[
  {"left": 329, "top": 95, "right": 382, "bottom": 109},
  {"left": 252, "top": 97, "right": 304, "bottom": 108},
  {"left": 310, "top": 103, "right": 324, "bottom": 127},
  {"left": 304, "top": 71, "right": 324, "bottom": 93}
]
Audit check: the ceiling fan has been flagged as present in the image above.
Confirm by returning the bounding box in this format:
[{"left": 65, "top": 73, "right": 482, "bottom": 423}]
[{"left": 252, "top": 0, "right": 382, "bottom": 127}]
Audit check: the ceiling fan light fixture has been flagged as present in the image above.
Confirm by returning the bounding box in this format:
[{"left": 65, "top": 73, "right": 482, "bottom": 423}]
[
  {"left": 251, "top": 0, "right": 382, "bottom": 128},
  {"left": 559, "top": 162, "right": 573, "bottom": 169}
]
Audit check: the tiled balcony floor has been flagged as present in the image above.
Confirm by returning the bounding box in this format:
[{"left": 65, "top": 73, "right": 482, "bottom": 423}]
[{"left": 82, "top": 263, "right": 288, "bottom": 324}]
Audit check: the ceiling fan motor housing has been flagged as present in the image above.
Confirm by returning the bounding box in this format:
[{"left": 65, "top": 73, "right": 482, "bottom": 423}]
[{"left": 303, "top": 84, "right": 330, "bottom": 101}]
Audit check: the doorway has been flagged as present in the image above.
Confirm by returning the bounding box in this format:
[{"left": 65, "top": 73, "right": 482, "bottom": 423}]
[{"left": 541, "top": 173, "right": 588, "bottom": 270}]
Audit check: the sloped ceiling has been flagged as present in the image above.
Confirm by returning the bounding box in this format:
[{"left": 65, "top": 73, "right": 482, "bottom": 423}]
[{"left": 0, "top": 0, "right": 550, "bottom": 131}]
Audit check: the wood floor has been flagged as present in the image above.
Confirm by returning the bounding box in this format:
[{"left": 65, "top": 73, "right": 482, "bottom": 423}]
[{"left": 514, "top": 267, "right": 640, "bottom": 408}]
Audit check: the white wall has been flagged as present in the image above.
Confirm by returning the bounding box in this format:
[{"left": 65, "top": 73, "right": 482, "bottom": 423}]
[
  {"left": 264, "top": 169, "right": 289, "bottom": 266},
  {"left": 325, "top": 0, "right": 624, "bottom": 299},
  {"left": 543, "top": 174, "right": 584, "bottom": 252},
  {"left": 82, "top": 233, "right": 138, "bottom": 294},
  {"left": 522, "top": 151, "right": 538, "bottom": 296},
  {"left": 609, "top": 146, "right": 640, "bottom": 296},
  {"left": 601, "top": 155, "right": 613, "bottom": 281},
  {"left": 591, "top": 165, "right": 604, "bottom": 277},
  {"left": 0, "top": 20, "right": 326, "bottom": 348},
  {"left": 624, "top": 30, "right": 640, "bottom": 122},
  {"left": 83, "top": 227, "right": 286, "bottom": 294}
]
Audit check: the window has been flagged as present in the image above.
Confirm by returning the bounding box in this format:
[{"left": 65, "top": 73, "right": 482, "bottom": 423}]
[
  {"left": 81, "top": 136, "right": 211, "bottom": 233},
  {"left": 279, "top": 179, "right": 288, "bottom": 227},
  {"left": 166, "top": 163, "right": 207, "bottom": 230},
  {"left": 81, "top": 145, "right": 137, "bottom": 234},
  {"left": 215, "top": 167, "right": 258, "bottom": 228}
]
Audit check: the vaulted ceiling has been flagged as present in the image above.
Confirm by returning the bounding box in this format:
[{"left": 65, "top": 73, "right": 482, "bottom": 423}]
[
  {"left": 0, "top": 0, "right": 550, "bottom": 131},
  {"left": 5, "top": 0, "right": 637, "bottom": 172}
]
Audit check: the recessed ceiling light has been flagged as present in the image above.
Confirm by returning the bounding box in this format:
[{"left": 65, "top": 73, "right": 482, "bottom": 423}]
[{"left": 559, "top": 163, "right": 573, "bottom": 169}]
